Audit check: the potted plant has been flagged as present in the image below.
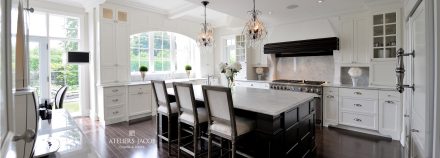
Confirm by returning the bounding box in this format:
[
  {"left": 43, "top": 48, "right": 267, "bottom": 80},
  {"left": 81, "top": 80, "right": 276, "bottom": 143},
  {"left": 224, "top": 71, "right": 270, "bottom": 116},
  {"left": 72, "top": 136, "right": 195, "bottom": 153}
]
[
  {"left": 185, "top": 65, "right": 192, "bottom": 78},
  {"left": 139, "top": 66, "right": 148, "bottom": 81}
]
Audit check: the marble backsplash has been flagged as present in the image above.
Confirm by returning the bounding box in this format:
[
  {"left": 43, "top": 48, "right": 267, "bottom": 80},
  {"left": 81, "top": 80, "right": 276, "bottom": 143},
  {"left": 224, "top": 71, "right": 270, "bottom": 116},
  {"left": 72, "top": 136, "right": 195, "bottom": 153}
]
[{"left": 275, "top": 56, "right": 335, "bottom": 82}]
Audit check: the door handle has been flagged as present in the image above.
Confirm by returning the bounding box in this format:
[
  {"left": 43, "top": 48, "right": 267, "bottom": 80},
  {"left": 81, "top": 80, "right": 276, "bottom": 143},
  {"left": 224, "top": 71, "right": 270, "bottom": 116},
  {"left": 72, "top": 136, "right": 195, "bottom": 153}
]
[
  {"left": 13, "top": 129, "right": 36, "bottom": 143},
  {"left": 396, "top": 48, "right": 415, "bottom": 93}
]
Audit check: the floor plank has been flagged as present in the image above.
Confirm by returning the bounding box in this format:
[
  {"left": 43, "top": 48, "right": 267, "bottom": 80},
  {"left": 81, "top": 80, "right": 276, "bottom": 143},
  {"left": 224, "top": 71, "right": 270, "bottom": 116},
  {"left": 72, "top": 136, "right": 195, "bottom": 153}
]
[{"left": 75, "top": 117, "right": 403, "bottom": 158}]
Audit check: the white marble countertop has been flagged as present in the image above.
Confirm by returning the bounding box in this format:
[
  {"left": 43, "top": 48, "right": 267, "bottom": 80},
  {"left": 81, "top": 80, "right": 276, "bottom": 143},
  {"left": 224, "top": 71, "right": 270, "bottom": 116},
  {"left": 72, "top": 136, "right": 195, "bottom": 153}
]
[
  {"left": 35, "top": 109, "right": 100, "bottom": 158},
  {"left": 167, "top": 85, "right": 317, "bottom": 116},
  {"left": 235, "top": 79, "right": 272, "bottom": 83},
  {"left": 98, "top": 78, "right": 207, "bottom": 87},
  {"left": 322, "top": 83, "right": 397, "bottom": 91}
]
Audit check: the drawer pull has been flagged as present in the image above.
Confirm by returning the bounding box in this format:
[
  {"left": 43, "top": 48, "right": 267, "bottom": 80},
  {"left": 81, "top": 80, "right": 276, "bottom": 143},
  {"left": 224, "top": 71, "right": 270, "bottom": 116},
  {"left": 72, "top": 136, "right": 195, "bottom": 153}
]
[
  {"left": 112, "top": 99, "right": 119, "bottom": 102},
  {"left": 411, "top": 129, "right": 419, "bottom": 133},
  {"left": 354, "top": 118, "right": 362, "bottom": 122},
  {"left": 404, "top": 114, "right": 410, "bottom": 117},
  {"left": 354, "top": 92, "right": 362, "bottom": 95},
  {"left": 112, "top": 89, "right": 119, "bottom": 92},
  {"left": 112, "top": 111, "right": 119, "bottom": 115},
  {"left": 385, "top": 100, "right": 395, "bottom": 104},
  {"left": 354, "top": 104, "right": 362, "bottom": 107},
  {"left": 326, "top": 95, "right": 334, "bottom": 98},
  {"left": 138, "top": 92, "right": 143, "bottom": 94}
]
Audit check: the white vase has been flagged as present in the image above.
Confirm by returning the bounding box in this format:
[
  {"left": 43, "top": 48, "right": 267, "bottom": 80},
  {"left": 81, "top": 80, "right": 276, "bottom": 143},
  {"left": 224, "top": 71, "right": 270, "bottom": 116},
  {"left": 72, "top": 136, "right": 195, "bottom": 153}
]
[
  {"left": 186, "top": 70, "right": 191, "bottom": 78},
  {"left": 351, "top": 77, "right": 359, "bottom": 87},
  {"left": 141, "top": 72, "right": 146, "bottom": 81}
]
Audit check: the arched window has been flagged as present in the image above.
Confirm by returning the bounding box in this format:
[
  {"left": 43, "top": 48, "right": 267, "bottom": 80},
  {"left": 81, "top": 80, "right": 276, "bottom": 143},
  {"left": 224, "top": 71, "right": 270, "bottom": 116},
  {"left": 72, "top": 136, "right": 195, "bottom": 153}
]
[{"left": 129, "top": 31, "right": 198, "bottom": 74}]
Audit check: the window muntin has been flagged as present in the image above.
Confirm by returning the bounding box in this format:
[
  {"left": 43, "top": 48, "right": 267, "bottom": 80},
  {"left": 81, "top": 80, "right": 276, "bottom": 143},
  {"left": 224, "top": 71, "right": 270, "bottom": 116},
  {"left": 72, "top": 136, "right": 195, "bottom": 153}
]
[{"left": 129, "top": 31, "right": 197, "bottom": 74}]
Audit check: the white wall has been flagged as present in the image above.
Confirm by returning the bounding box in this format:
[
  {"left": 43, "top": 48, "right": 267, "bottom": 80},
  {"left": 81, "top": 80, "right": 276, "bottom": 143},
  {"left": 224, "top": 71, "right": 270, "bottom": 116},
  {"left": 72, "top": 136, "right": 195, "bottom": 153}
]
[{"left": 267, "top": 19, "right": 338, "bottom": 43}]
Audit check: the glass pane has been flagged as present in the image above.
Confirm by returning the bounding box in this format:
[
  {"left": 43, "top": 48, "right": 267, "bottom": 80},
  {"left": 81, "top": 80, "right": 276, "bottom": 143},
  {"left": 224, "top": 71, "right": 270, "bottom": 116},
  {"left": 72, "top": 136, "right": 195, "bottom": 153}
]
[
  {"left": 130, "top": 35, "right": 139, "bottom": 48},
  {"left": 66, "top": 17, "right": 79, "bottom": 38},
  {"left": 385, "top": 48, "right": 397, "bottom": 58},
  {"left": 154, "top": 38, "right": 162, "bottom": 49},
  {"left": 373, "top": 14, "right": 383, "bottom": 25},
  {"left": 49, "top": 40, "right": 80, "bottom": 114},
  {"left": 49, "top": 15, "right": 67, "bottom": 38},
  {"left": 0, "top": 1, "right": 7, "bottom": 142},
  {"left": 373, "top": 26, "right": 383, "bottom": 36},
  {"left": 162, "top": 61, "right": 170, "bottom": 71},
  {"left": 29, "top": 12, "right": 47, "bottom": 36},
  {"left": 154, "top": 61, "right": 163, "bottom": 71},
  {"left": 29, "top": 42, "right": 41, "bottom": 97},
  {"left": 374, "top": 48, "right": 384, "bottom": 58},
  {"left": 385, "top": 36, "right": 396, "bottom": 47},
  {"left": 385, "top": 12, "right": 396, "bottom": 24},
  {"left": 140, "top": 34, "right": 148, "bottom": 49},
  {"left": 385, "top": 24, "right": 396, "bottom": 35},
  {"left": 373, "top": 37, "right": 384, "bottom": 47}
]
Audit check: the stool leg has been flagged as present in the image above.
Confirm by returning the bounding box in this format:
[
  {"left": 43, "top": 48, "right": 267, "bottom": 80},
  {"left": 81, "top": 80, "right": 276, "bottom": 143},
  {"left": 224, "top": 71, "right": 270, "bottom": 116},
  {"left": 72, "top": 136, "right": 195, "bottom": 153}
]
[
  {"left": 156, "top": 114, "right": 160, "bottom": 148},
  {"left": 193, "top": 125, "right": 198, "bottom": 158},
  {"left": 177, "top": 121, "right": 181, "bottom": 158},
  {"left": 208, "top": 130, "right": 212, "bottom": 158},
  {"left": 231, "top": 140, "right": 236, "bottom": 158},
  {"left": 168, "top": 115, "right": 172, "bottom": 157}
]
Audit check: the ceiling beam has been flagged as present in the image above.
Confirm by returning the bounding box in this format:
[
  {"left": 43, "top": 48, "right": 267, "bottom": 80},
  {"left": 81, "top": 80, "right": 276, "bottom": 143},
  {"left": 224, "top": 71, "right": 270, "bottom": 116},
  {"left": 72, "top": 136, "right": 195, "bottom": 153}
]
[{"left": 168, "top": 4, "right": 200, "bottom": 19}]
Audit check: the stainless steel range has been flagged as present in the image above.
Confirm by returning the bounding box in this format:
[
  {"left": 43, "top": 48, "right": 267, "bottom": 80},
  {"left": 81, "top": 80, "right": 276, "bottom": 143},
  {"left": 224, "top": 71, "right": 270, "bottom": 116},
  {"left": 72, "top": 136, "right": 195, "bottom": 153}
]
[{"left": 270, "top": 80, "right": 325, "bottom": 126}]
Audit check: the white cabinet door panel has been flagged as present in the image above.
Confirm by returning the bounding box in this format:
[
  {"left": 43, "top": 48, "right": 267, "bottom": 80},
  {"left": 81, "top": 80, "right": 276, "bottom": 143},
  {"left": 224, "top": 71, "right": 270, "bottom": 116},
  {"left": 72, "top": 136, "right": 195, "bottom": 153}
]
[
  {"left": 323, "top": 90, "right": 339, "bottom": 126},
  {"left": 115, "top": 23, "right": 130, "bottom": 66},
  {"left": 340, "top": 18, "right": 354, "bottom": 64},
  {"left": 100, "top": 20, "right": 116, "bottom": 66},
  {"left": 354, "top": 16, "right": 371, "bottom": 64},
  {"left": 370, "top": 60, "right": 397, "bottom": 86},
  {"left": 100, "top": 66, "right": 117, "bottom": 84},
  {"left": 128, "top": 93, "right": 152, "bottom": 116},
  {"left": 379, "top": 99, "right": 401, "bottom": 140}
]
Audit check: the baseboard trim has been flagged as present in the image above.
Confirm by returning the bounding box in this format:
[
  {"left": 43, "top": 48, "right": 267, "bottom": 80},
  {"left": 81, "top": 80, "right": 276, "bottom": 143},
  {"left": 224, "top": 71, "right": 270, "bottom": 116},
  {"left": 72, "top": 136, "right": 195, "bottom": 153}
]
[
  {"left": 128, "top": 115, "right": 152, "bottom": 125},
  {"left": 328, "top": 124, "right": 393, "bottom": 141}
]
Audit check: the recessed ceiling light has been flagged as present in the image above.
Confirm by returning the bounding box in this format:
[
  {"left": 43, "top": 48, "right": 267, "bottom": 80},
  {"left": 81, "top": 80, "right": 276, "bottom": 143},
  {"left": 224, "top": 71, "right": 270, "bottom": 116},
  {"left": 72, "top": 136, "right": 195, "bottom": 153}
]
[
  {"left": 317, "top": 0, "right": 324, "bottom": 4},
  {"left": 286, "top": 4, "right": 299, "bottom": 10}
]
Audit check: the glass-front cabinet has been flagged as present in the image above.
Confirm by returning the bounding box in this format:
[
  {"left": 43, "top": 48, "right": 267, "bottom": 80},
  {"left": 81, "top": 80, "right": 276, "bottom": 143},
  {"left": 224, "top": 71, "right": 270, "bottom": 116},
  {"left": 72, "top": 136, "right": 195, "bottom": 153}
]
[{"left": 372, "top": 11, "right": 400, "bottom": 60}]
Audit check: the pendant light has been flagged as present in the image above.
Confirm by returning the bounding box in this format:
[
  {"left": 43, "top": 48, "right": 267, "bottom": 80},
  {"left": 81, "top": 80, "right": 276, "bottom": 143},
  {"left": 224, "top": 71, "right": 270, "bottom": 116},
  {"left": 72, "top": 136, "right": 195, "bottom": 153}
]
[
  {"left": 242, "top": 0, "right": 268, "bottom": 47},
  {"left": 197, "top": 1, "right": 214, "bottom": 47}
]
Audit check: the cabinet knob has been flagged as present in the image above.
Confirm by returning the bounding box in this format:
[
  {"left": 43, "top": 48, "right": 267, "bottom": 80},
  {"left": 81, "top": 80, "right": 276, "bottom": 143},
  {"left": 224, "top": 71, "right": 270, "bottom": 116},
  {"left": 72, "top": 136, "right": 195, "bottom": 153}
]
[
  {"left": 354, "top": 118, "right": 362, "bottom": 122},
  {"left": 112, "top": 89, "right": 119, "bottom": 92},
  {"left": 112, "top": 99, "right": 119, "bottom": 102},
  {"left": 404, "top": 114, "right": 410, "bottom": 117},
  {"left": 411, "top": 129, "right": 419, "bottom": 133},
  {"left": 138, "top": 92, "right": 143, "bottom": 94},
  {"left": 326, "top": 95, "right": 334, "bottom": 98},
  {"left": 354, "top": 104, "right": 362, "bottom": 107},
  {"left": 354, "top": 92, "right": 362, "bottom": 95},
  {"left": 385, "top": 100, "right": 394, "bottom": 104}
]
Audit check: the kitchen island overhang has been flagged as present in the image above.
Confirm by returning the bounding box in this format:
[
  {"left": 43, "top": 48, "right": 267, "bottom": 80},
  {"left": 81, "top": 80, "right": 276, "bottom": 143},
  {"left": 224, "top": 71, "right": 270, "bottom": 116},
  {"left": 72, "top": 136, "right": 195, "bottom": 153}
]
[{"left": 167, "top": 86, "right": 318, "bottom": 158}]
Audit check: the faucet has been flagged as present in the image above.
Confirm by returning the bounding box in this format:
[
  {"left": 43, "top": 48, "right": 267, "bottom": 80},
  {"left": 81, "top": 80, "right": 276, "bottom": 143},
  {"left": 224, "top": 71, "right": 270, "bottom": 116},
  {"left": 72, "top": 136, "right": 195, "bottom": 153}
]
[{"left": 207, "top": 74, "right": 217, "bottom": 85}]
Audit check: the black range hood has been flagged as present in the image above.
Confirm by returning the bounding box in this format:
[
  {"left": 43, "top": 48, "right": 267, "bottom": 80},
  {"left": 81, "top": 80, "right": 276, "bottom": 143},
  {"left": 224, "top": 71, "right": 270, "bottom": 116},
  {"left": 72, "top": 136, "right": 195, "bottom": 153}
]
[{"left": 264, "top": 37, "right": 339, "bottom": 57}]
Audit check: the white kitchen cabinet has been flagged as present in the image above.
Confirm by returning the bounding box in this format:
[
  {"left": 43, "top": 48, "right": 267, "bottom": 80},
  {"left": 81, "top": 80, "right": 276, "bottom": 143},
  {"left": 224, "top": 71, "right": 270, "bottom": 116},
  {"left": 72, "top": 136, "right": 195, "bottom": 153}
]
[
  {"left": 369, "top": 60, "right": 397, "bottom": 86},
  {"left": 340, "top": 15, "right": 371, "bottom": 65},
  {"left": 98, "top": 86, "right": 127, "bottom": 125},
  {"left": 251, "top": 45, "right": 268, "bottom": 67},
  {"left": 98, "top": 7, "right": 130, "bottom": 84},
  {"left": 323, "top": 87, "right": 403, "bottom": 140},
  {"left": 338, "top": 88, "right": 379, "bottom": 130},
  {"left": 323, "top": 87, "right": 339, "bottom": 126},
  {"left": 128, "top": 85, "right": 153, "bottom": 120},
  {"left": 378, "top": 91, "right": 402, "bottom": 140}
]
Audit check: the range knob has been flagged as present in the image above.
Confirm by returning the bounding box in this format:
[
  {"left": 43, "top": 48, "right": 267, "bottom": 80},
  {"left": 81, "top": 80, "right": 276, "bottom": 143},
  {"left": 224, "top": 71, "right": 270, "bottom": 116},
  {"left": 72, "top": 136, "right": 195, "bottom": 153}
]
[
  {"left": 298, "top": 87, "right": 303, "bottom": 91},
  {"left": 304, "top": 87, "right": 309, "bottom": 92},
  {"left": 315, "top": 88, "right": 321, "bottom": 93}
]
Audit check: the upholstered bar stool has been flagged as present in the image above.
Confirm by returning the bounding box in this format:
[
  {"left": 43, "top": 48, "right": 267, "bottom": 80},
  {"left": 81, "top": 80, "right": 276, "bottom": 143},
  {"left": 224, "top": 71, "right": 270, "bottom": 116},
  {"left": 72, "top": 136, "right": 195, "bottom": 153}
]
[
  {"left": 202, "top": 86, "right": 255, "bottom": 158},
  {"left": 152, "top": 80, "right": 178, "bottom": 156},
  {"left": 173, "top": 82, "right": 208, "bottom": 158}
]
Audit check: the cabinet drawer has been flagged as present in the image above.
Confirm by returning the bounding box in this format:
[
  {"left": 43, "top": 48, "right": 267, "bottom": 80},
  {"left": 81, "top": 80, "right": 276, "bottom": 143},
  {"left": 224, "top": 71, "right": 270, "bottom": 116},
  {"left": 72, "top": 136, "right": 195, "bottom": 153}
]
[
  {"left": 128, "top": 85, "right": 151, "bottom": 94},
  {"left": 103, "top": 86, "right": 126, "bottom": 96},
  {"left": 340, "top": 111, "right": 376, "bottom": 130},
  {"left": 324, "top": 87, "right": 339, "bottom": 96},
  {"left": 340, "top": 88, "right": 378, "bottom": 99},
  {"left": 340, "top": 98, "right": 377, "bottom": 114},
  {"left": 379, "top": 91, "right": 401, "bottom": 101},
  {"left": 105, "top": 105, "right": 125, "bottom": 119},
  {"left": 104, "top": 95, "right": 126, "bottom": 106}
]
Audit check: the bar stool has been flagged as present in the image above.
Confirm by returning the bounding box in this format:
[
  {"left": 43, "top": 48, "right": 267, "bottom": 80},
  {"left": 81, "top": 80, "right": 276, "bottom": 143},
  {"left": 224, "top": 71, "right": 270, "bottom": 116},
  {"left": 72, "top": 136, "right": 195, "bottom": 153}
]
[
  {"left": 202, "top": 85, "right": 255, "bottom": 158},
  {"left": 152, "top": 80, "right": 178, "bottom": 156},
  {"left": 173, "top": 82, "right": 208, "bottom": 158}
]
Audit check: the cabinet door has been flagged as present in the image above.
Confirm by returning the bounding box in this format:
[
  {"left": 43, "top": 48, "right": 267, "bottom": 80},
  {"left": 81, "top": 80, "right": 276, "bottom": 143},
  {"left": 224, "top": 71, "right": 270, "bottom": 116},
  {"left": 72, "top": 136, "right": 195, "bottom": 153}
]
[
  {"left": 117, "top": 66, "right": 129, "bottom": 83},
  {"left": 100, "top": 66, "right": 117, "bottom": 83},
  {"left": 115, "top": 23, "right": 130, "bottom": 67},
  {"left": 340, "top": 18, "right": 354, "bottom": 64},
  {"left": 128, "top": 93, "right": 152, "bottom": 116},
  {"left": 354, "top": 16, "right": 371, "bottom": 64},
  {"left": 323, "top": 92, "right": 339, "bottom": 126},
  {"left": 101, "top": 7, "right": 114, "bottom": 21},
  {"left": 100, "top": 20, "right": 116, "bottom": 67},
  {"left": 370, "top": 60, "right": 396, "bottom": 86},
  {"left": 378, "top": 99, "right": 401, "bottom": 140}
]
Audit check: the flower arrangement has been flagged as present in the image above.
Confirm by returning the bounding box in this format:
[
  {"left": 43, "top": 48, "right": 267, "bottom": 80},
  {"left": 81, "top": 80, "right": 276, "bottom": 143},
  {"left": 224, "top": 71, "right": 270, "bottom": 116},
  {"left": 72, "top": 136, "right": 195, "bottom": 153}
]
[{"left": 219, "top": 62, "right": 242, "bottom": 88}]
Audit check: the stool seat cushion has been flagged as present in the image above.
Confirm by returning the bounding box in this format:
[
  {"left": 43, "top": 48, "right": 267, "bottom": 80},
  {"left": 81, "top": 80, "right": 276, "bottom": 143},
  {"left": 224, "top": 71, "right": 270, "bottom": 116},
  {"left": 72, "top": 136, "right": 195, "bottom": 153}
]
[
  {"left": 210, "top": 116, "right": 255, "bottom": 138},
  {"left": 157, "top": 102, "right": 178, "bottom": 114},
  {"left": 179, "top": 108, "right": 208, "bottom": 125}
]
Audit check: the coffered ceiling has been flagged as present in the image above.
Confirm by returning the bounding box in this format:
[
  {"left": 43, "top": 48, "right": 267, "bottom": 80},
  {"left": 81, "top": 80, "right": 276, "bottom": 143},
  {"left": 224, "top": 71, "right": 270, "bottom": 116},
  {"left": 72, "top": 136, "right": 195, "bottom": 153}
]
[{"left": 34, "top": 0, "right": 403, "bottom": 27}]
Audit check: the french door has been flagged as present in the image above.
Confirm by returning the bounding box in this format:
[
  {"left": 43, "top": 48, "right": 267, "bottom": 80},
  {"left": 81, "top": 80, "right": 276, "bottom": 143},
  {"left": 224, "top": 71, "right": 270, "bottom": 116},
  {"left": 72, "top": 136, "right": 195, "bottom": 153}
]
[{"left": 28, "top": 37, "right": 81, "bottom": 115}]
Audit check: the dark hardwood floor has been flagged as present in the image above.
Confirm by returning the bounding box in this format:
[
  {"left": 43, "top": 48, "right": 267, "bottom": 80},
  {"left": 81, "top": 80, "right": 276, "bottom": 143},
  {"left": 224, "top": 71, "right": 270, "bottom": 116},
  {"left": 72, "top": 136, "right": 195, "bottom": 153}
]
[{"left": 75, "top": 117, "right": 403, "bottom": 158}]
